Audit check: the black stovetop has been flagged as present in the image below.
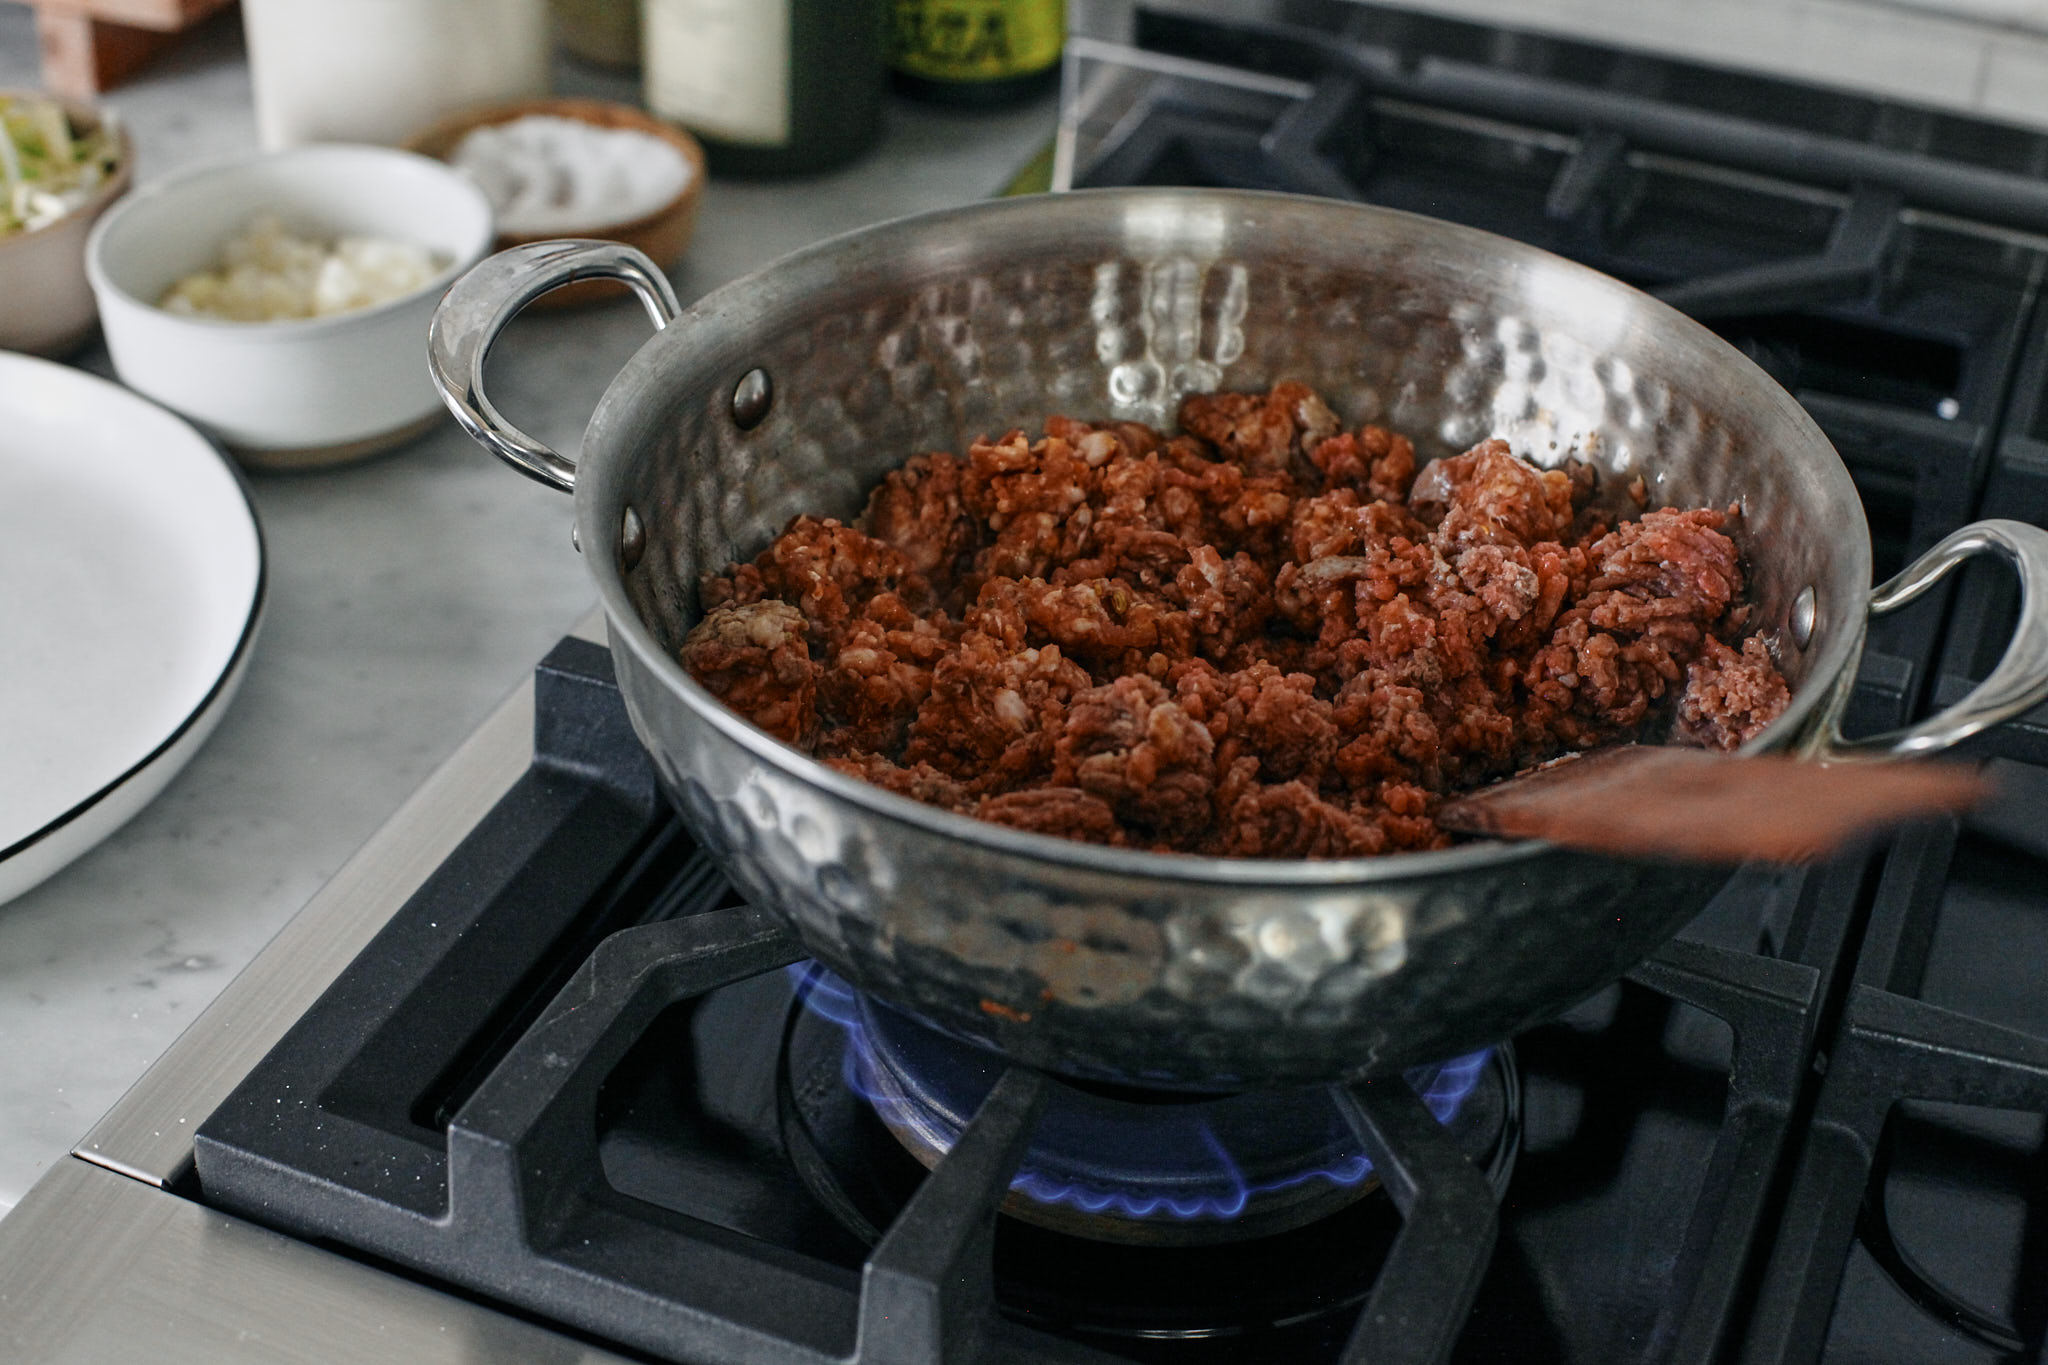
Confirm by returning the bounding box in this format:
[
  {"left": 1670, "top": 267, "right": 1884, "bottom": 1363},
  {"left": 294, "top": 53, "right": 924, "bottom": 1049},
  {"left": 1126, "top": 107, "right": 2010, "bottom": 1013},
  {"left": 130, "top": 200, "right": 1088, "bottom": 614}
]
[
  {"left": 185, "top": 635, "right": 2048, "bottom": 1365},
  {"left": 191, "top": 7, "right": 2048, "bottom": 1363}
]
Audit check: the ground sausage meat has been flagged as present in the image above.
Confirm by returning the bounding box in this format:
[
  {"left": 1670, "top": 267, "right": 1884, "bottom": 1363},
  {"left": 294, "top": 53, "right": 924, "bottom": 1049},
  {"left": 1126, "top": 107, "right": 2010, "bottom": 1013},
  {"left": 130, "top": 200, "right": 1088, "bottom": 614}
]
[{"left": 681, "top": 383, "right": 1792, "bottom": 857}]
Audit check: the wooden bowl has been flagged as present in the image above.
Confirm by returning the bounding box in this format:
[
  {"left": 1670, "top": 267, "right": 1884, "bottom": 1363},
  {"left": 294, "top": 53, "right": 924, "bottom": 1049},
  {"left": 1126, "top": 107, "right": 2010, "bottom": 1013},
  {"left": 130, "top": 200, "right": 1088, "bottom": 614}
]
[{"left": 404, "top": 96, "right": 704, "bottom": 309}]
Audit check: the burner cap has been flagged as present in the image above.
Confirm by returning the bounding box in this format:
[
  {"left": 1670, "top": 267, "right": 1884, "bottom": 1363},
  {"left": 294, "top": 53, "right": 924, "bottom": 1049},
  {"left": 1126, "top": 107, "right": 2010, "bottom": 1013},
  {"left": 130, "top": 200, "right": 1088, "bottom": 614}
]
[{"left": 781, "top": 964, "right": 1517, "bottom": 1248}]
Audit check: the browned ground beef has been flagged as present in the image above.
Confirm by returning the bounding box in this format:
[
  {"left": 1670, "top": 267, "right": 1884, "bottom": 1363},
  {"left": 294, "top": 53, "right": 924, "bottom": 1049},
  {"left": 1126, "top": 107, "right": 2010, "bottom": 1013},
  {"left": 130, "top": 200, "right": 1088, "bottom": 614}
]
[{"left": 678, "top": 383, "right": 1791, "bottom": 857}]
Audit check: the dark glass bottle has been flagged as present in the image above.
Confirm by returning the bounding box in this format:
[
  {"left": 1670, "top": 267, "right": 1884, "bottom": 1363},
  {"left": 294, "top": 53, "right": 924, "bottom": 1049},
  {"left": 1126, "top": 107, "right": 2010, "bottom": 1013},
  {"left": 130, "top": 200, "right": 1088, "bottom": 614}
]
[
  {"left": 642, "top": 0, "right": 887, "bottom": 177},
  {"left": 890, "top": 0, "right": 1064, "bottom": 107},
  {"left": 553, "top": 0, "right": 639, "bottom": 68}
]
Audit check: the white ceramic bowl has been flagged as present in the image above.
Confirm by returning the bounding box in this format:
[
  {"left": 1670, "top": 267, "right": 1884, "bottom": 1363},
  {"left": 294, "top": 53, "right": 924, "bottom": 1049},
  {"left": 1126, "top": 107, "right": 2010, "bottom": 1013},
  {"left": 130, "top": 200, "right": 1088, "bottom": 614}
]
[{"left": 85, "top": 144, "right": 494, "bottom": 466}]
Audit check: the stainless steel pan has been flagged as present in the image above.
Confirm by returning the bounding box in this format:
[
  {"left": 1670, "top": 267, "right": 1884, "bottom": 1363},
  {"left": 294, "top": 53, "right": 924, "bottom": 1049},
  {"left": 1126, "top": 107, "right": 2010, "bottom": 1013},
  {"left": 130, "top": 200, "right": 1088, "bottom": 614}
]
[{"left": 429, "top": 189, "right": 2048, "bottom": 1090}]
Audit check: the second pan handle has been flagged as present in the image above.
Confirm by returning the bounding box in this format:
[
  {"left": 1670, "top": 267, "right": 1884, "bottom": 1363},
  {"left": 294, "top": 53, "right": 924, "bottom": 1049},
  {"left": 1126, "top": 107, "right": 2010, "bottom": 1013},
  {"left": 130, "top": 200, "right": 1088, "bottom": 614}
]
[{"left": 1818, "top": 519, "right": 2048, "bottom": 759}]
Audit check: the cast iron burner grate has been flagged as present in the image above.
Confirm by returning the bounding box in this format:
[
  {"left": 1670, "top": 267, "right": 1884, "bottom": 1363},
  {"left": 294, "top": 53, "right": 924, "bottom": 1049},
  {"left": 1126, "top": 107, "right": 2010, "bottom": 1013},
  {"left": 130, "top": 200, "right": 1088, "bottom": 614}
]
[
  {"left": 194, "top": 641, "right": 1507, "bottom": 1364},
  {"left": 1738, "top": 694, "right": 2048, "bottom": 1361},
  {"left": 188, "top": 635, "right": 1927, "bottom": 1365},
  {"left": 779, "top": 964, "right": 1518, "bottom": 1250},
  {"left": 780, "top": 964, "right": 1520, "bottom": 1351}
]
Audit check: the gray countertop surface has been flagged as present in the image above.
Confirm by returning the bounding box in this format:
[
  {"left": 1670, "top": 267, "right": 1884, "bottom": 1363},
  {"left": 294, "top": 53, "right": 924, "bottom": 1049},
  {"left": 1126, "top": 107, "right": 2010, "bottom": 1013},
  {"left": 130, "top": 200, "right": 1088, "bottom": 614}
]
[{"left": 0, "top": 3, "right": 1056, "bottom": 1215}]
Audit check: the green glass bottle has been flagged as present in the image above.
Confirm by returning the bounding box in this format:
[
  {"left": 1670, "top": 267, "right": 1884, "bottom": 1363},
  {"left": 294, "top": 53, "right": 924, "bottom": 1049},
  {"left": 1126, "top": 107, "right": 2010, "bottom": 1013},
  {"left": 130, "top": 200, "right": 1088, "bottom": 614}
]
[
  {"left": 642, "top": 0, "right": 887, "bottom": 177},
  {"left": 890, "top": 0, "right": 1064, "bottom": 107}
]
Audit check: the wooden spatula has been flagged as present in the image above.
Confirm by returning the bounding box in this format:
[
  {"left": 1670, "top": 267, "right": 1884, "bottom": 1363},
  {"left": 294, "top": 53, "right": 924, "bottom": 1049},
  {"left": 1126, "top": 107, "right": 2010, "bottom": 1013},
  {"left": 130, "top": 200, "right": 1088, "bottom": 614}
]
[{"left": 1434, "top": 743, "right": 1990, "bottom": 864}]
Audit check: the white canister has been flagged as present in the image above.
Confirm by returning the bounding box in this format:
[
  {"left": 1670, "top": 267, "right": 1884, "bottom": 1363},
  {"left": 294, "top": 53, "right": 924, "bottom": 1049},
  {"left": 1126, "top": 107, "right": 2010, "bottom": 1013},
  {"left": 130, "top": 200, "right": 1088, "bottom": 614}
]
[{"left": 243, "top": 0, "right": 551, "bottom": 152}]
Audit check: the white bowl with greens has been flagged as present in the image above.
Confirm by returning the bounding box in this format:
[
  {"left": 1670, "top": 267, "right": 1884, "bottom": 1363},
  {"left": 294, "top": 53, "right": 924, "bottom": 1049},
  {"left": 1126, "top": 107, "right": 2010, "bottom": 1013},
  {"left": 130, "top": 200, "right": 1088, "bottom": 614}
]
[{"left": 0, "top": 91, "right": 131, "bottom": 357}]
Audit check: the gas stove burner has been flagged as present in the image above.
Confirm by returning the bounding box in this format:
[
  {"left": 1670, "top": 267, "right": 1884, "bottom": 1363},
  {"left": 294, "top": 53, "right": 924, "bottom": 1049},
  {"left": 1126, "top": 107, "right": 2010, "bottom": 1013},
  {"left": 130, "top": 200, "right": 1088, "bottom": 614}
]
[{"left": 780, "top": 963, "right": 1519, "bottom": 1250}]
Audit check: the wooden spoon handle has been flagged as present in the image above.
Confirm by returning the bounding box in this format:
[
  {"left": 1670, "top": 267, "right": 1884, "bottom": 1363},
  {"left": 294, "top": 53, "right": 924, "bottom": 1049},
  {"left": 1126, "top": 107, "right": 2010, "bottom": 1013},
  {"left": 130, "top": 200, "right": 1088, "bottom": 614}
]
[{"left": 1436, "top": 745, "right": 1990, "bottom": 864}]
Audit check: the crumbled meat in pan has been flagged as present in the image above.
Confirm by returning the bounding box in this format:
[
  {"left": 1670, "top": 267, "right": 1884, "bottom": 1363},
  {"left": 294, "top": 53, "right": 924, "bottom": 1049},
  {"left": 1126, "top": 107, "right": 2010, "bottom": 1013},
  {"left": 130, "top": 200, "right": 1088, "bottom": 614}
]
[
  {"left": 1676, "top": 635, "right": 1793, "bottom": 751},
  {"left": 681, "top": 383, "right": 1792, "bottom": 857},
  {"left": 677, "top": 600, "right": 819, "bottom": 747}
]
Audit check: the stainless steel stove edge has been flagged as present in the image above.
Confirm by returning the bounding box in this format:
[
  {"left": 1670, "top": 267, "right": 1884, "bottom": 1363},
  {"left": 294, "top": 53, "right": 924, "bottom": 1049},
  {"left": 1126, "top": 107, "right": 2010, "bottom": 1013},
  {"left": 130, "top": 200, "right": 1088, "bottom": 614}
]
[
  {"left": 72, "top": 609, "right": 604, "bottom": 1188},
  {"left": 72, "top": 673, "right": 536, "bottom": 1188},
  {"left": 0, "top": 1158, "right": 635, "bottom": 1364},
  {"left": 0, "top": 611, "right": 615, "bottom": 1363}
]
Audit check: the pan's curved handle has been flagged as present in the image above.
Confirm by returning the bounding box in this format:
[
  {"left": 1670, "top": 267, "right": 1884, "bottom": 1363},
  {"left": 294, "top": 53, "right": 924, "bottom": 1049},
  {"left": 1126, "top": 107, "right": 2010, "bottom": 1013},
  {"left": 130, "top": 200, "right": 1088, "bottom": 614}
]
[
  {"left": 427, "top": 240, "right": 680, "bottom": 493},
  {"left": 1817, "top": 519, "right": 2048, "bottom": 758}
]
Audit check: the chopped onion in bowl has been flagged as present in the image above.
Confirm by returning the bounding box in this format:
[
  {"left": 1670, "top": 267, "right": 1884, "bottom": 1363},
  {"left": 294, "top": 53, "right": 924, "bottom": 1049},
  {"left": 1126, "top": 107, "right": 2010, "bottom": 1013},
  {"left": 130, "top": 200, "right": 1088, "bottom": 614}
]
[{"left": 159, "top": 215, "right": 446, "bottom": 322}]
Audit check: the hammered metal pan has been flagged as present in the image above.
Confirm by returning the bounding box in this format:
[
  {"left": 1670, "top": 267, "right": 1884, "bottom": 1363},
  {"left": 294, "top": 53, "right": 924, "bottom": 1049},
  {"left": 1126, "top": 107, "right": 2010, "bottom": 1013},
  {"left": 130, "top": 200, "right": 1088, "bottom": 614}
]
[{"left": 429, "top": 189, "right": 2048, "bottom": 1090}]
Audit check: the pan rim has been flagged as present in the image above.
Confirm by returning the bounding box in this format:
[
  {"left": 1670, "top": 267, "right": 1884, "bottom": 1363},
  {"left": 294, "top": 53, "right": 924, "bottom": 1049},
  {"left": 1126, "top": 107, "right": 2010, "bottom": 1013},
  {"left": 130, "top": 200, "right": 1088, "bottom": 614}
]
[{"left": 581, "top": 186, "right": 1866, "bottom": 886}]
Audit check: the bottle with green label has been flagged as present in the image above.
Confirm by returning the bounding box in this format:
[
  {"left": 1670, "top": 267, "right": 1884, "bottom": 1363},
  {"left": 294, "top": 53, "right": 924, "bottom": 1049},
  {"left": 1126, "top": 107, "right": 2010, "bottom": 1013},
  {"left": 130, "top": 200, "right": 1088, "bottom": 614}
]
[
  {"left": 890, "top": 0, "right": 1065, "bottom": 106},
  {"left": 642, "top": 0, "right": 887, "bottom": 176}
]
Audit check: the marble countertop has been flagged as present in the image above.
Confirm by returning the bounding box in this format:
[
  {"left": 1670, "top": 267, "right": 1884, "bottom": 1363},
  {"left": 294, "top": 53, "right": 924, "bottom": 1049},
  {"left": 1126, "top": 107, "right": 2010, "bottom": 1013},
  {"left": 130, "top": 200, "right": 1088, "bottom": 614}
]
[{"left": 0, "top": 5, "right": 1056, "bottom": 1216}]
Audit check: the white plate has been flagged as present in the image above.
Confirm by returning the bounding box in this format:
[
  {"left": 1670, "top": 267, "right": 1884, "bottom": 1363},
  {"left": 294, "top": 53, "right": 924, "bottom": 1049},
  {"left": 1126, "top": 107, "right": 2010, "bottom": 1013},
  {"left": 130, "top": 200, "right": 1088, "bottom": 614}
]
[{"left": 0, "top": 352, "right": 264, "bottom": 907}]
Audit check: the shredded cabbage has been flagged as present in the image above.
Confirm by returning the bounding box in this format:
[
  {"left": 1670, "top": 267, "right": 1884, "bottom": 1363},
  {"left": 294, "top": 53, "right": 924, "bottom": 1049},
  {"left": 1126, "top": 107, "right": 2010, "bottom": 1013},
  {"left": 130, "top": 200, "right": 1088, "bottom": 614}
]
[{"left": 1, "top": 94, "right": 121, "bottom": 236}]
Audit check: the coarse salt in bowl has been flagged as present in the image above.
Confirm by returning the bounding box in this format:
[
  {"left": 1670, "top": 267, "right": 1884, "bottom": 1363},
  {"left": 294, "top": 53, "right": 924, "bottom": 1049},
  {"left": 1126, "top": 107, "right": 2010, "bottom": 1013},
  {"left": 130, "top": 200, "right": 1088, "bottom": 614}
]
[
  {"left": 85, "top": 144, "right": 494, "bottom": 466},
  {"left": 451, "top": 113, "right": 693, "bottom": 235},
  {"left": 404, "top": 97, "right": 704, "bottom": 308}
]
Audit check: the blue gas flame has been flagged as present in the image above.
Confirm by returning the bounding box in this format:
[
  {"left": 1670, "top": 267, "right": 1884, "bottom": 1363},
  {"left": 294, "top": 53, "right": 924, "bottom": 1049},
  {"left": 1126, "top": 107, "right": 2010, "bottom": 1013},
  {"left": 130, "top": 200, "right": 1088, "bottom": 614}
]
[{"left": 787, "top": 961, "right": 1489, "bottom": 1223}]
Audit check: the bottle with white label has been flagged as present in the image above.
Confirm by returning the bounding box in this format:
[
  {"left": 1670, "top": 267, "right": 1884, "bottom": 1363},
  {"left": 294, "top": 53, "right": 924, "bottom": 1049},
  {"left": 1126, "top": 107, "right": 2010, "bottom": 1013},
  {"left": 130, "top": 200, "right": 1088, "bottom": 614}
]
[{"left": 641, "top": 0, "right": 886, "bottom": 177}]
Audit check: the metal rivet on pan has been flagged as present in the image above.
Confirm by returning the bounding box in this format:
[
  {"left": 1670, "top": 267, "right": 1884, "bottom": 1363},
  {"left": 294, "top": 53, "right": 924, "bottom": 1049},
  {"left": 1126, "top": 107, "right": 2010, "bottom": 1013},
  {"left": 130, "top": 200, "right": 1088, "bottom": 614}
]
[
  {"left": 1791, "top": 585, "right": 1816, "bottom": 648},
  {"left": 620, "top": 507, "right": 646, "bottom": 571},
  {"left": 571, "top": 521, "right": 581, "bottom": 554},
  {"left": 732, "top": 368, "right": 773, "bottom": 430}
]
